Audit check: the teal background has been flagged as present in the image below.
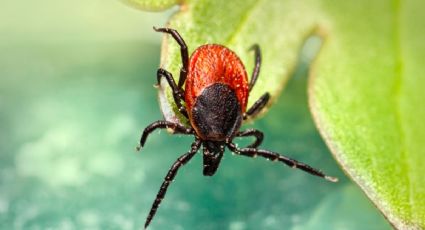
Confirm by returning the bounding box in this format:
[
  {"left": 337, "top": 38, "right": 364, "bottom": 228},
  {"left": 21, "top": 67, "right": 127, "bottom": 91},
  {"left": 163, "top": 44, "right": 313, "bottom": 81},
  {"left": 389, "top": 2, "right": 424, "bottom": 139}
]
[{"left": 0, "top": 1, "right": 392, "bottom": 229}]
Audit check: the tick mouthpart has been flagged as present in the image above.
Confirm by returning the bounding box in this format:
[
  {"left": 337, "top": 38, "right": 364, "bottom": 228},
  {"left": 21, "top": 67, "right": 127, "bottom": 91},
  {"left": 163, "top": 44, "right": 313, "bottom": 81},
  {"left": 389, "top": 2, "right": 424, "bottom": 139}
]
[
  {"left": 325, "top": 176, "right": 339, "bottom": 183},
  {"left": 136, "top": 145, "right": 142, "bottom": 151}
]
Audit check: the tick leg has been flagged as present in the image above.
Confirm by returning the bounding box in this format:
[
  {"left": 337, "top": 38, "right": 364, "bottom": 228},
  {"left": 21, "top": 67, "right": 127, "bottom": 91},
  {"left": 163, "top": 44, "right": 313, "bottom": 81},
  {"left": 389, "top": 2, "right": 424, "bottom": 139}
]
[
  {"left": 153, "top": 27, "right": 189, "bottom": 89},
  {"left": 137, "top": 120, "right": 193, "bottom": 151},
  {"left": 235, "top": 129, "right": 264, "bottom": 148},
  {"left": 249, "top": 44, "right": 261, "bottom": 92},
  {"left": 244, "top": 92, "right": 270, "bottom": 119},
  {"left": 144, "top": 139, "right": 202, "bottom": 229},
  {"left": 227, "top": 143, "right": 338, "bottom": 182},
  {"left": 157, "top": 68, "right": 188, "bottom": 117}
]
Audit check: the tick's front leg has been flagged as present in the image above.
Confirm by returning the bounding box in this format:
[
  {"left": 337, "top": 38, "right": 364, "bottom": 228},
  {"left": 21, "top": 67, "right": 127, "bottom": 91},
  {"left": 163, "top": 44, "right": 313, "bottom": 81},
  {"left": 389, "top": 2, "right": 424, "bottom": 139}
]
[{"left": 137, "top": 120, "right": 193, "bottom": 151}]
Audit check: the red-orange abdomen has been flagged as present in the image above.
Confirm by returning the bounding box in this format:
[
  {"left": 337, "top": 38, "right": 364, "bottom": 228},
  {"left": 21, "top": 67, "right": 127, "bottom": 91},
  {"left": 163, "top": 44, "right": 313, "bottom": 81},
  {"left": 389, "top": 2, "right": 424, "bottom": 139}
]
[{"left": 184, "top": 44, "right": 249, "bottom": 116}]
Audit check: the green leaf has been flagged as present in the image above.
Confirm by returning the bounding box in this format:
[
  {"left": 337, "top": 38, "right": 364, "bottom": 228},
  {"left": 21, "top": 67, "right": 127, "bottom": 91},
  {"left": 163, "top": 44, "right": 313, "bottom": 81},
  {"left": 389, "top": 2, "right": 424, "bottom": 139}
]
[
  {"left": 150, "top": 0, "right": 321, "bottom": 124},
  {"left": 120, "top": 0, "right": 180, "bottom": 11},
  {"left": 309, "top": 1, "right": 425, "bottom": 229},
  {"left": 126, "top": 0, "right": 425, "bottom": 229}
]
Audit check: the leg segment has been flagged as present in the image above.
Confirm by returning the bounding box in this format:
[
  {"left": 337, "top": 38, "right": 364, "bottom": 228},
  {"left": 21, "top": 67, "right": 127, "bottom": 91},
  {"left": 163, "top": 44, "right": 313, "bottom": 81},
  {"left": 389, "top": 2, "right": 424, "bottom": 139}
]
[
  {"left": 227, "top": 143, "right": 338, "bottom": 182},
  {"left": 137, "top": 120, "right": 193, "bottom": 151},
  {"left": 249, "top": 44, "right": 262, "bottom": 92},
  {"left": 244, "top": 92, "right": 270, "bottom": 119},
  {"left": 144, "top": 139, "right": 202, "bottom": 229},
  {"left": 157, "top": 68, "right": 188, "bottom": 117},
  {"left": 235, "top": 129, "right": 264, "bottom": 148},
  {"left": 153, "top": 27, "right": 189, "bottom": 89}
]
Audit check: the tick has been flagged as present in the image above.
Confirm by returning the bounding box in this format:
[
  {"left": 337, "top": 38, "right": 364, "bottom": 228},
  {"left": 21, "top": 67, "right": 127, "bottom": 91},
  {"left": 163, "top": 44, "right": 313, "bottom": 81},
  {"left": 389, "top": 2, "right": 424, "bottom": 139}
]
[{"left": 138, "top": 27, "right": 338, "bottom": 228}]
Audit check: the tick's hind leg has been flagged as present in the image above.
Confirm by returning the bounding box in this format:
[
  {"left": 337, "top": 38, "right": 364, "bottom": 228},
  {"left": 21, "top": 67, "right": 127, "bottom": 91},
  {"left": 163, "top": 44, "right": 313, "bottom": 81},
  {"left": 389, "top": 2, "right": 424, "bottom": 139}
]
[
  {"left": 227, "top": 143, "right": 338, "bottom": 182},
  {"left": 153, "top": 27, "right": 189, "bottom": 89},
  {"left": 235, "top": 129, "right": 264, "bottom": 148},
  {"left": 157, "top": 68, "right": 188, "bottom": 117},
  {"left": 248, "top": 44, "right": 261, "bottom": 92},
  {"left": 244, "top": 92, "right": 270, "bottom": 119},
  {"left": 144, "top": 139, "right": 202, "bottom": 229},
  {"left": 137, "top": 120, "right": 193, "bottom": 151}
]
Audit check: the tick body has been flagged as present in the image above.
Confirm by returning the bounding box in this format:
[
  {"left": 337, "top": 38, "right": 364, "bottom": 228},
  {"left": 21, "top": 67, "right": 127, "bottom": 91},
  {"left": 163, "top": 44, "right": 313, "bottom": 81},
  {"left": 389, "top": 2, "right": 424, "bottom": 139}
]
[
  {"left": 187, "top": 44, "right": 248, "bottom": 141},
  {"left": 138, "top": 27, "right": 337, "bottom": 229}
]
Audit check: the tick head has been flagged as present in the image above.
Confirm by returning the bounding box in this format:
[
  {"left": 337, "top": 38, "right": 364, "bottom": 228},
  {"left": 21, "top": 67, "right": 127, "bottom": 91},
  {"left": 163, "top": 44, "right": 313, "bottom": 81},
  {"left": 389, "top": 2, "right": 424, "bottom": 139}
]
[{"left": 202, "top": 141, "right": 225, "bottom": 176}]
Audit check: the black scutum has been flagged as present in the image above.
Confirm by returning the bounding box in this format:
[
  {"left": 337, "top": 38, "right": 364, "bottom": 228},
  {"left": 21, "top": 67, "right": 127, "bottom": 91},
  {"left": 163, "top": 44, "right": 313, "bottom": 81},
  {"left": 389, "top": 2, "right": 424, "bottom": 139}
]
[{"left": 191, "top": 83, "right": 242, "bottom": 141}]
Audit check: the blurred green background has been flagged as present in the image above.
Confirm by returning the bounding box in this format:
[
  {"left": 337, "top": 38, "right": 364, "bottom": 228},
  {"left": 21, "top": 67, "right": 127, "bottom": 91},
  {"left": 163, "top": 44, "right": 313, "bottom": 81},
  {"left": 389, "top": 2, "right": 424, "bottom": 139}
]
[{"left": 0, "top": 1, "right": 392, "bottom": 229}]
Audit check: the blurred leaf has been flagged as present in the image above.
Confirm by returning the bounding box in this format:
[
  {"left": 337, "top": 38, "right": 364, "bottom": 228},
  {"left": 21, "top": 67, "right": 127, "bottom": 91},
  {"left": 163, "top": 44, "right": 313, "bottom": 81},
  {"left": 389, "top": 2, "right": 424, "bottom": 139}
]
[
  {"left": 129, "top": 0, "right": 425, "bottom": 229},
  {"left": 309, "top": 1, "right": 425, "bottom": 229},
  {"left": 121, "top": 0, "right": 179, "bottom": 11}
]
